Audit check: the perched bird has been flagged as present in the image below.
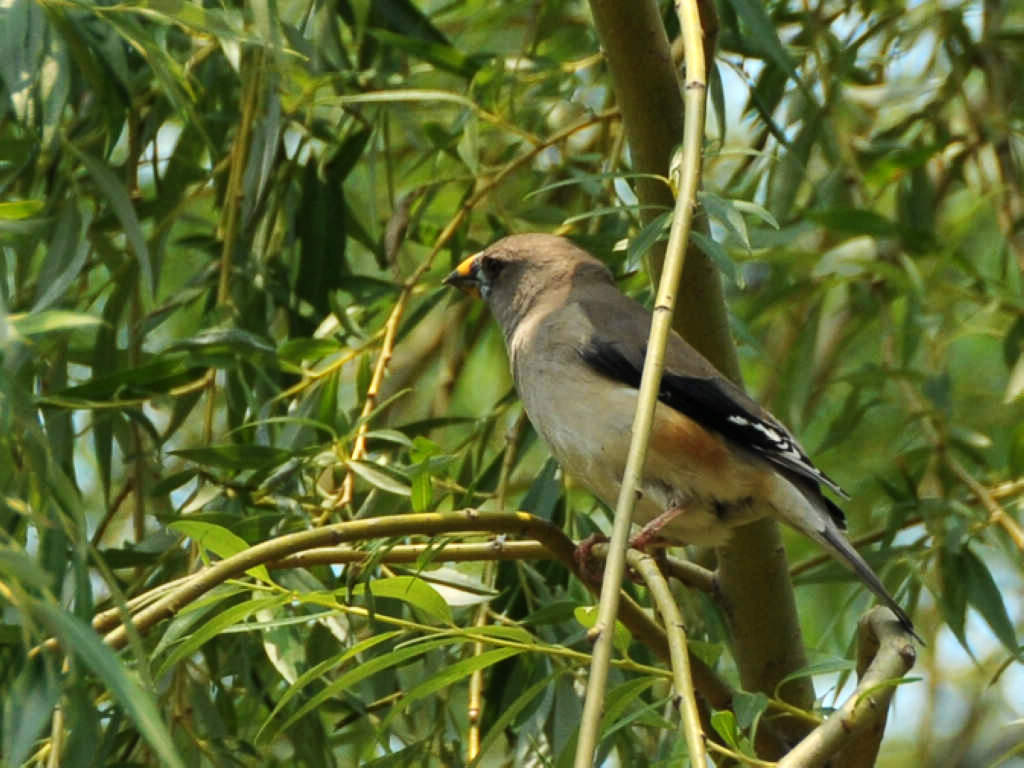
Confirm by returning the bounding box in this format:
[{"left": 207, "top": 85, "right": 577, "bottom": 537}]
[{"left": 444, "top": 233, "right": 916, "bottom": 637}]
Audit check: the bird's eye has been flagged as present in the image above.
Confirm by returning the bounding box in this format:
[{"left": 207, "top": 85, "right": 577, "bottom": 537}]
[{"left": 480, "top": 255, "right": 505, "bottom": 280}]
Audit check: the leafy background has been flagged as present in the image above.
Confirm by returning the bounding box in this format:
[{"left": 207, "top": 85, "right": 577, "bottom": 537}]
[{"left": 1, "top": 0, "right": 1022, "bottom": 765}]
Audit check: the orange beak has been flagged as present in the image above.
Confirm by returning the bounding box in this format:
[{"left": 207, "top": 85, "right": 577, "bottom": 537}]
[{"left": 442, "top": 252, "right": 482, "bottom": 298}]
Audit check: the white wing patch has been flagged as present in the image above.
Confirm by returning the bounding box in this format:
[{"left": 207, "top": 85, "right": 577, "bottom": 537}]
[{"left": 727, "top": 413, "right": 843, "bottom": 496}]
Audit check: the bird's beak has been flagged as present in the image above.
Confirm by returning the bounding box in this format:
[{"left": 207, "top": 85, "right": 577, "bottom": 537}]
[{"left": 443, "top": 252, "right": 482, "bottom": 298}]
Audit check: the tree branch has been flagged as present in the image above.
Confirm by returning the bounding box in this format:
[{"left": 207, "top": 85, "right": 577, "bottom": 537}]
[
  {"left": 777, "top": 607, "right": 917, "bottom": 768},
  {"left": 49, "top": 511, "right": 734, "bottom": 716},
  {"left": 628, "top": 549, "right": 707, "bottom": 767}
]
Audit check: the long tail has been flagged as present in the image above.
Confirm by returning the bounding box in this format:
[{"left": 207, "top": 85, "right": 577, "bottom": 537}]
[
  {"left": 815, "top": 519, "right": 922, "bottom": 643},
  {"left": 772, "top": 477, "right": 921, "bottom": 642}
]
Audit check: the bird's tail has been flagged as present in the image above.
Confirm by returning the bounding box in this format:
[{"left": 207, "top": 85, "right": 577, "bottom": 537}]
[
  {"left": 772, "top": 477, "right": 921, "bottom": 642},
  {"left": 814, "top": 519, "right": 922, "bottom": 643}
]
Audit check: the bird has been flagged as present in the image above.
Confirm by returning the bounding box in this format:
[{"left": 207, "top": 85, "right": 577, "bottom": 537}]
[{"left": 443, "top": 232, "right": 918, "bottom": 638}]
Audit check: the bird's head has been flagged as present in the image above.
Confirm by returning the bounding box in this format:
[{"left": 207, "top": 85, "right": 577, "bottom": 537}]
[{"left": 444, "top": 234, "right": 612, "bottom": 334}]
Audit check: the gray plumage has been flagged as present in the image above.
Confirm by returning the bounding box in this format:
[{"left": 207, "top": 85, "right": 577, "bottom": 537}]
[{"left": 445, "top": 233, "right": 916, "bottom": 637}]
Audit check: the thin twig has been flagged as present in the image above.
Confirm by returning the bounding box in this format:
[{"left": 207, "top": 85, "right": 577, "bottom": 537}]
[
  {"left": 946, "top": 456, "right": 1024, "bottom": 551},
  {"left": 628, "top": 550, "right": 707, "bottom": 767},
  {"left": 467, "top": 413, "right": 526, "bottom": 760},
  {"left": 706, "top": 740, "right": 779, "bottom": 767}
]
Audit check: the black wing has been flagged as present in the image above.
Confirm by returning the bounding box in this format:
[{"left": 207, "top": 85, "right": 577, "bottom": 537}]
[{"left": 579, "top": 338, "right": 849, "bottom": 524}]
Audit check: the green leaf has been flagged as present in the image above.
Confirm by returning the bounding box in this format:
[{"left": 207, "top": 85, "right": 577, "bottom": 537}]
[
  {"left": 0, "top": 550, "right": 55, "bottom": 591},
  {"left": 270, "top": 634, "right": 457, "bottom": 738},
  {"left": 1005, "top": 354, "right": 1024, "bottom": 405},
  {"left": 34, "top": 602, "right": 186, "bottom": 768},
  {"left": 518, "top": 457, "right": 561, "bottom": 522},
  {"left": 776, "top": 657, "right": 856, "bottom": 690},
  {"left": 692, "top": 232, "right": 740, "bottom": 287},
  {"left": 940, "top": 546, "right": 970, "bottom": 650},
  {"left": 367, "top": 429, "right": 414, "bottom": 448},
  {"left": 171, "top": 444, "right": 290, "bottom": 471},
  {"left": 386, "top": 646, "right": 522, "bottom": 721},
  {"left": 257, "top": 629, "right": 403, "bottom": 739},
  {"left": 472, "top": 672, "right": 564, "bottom": 766},
  {"left": 7, "top": 310, "right": 102, "bottom": 337},
  {"left": 70, "top": 147, "right": 154, "bottom": 300},
  {"left": 722, "top": 0, "right": 800, "bottom": 82},
  {"left": 168, "top": 520, "right": 271, "bottom": 582},
  {"left": 731, "top": 199, "right": 779, "bottom": 230},
  {"left": 277, "top": 337, "right": 343, "bottom": 365},
  {"left": 346, "top": 459, "right": 412, "bottom": 496},
  {"left": 46, "top": 352, "right": 201, "bottom": 403},
  {"left": 732, "top": 690, "right": 769, "bottom": 736},
  {"left": 2, "top": 657, "right": 61, "bottom": 766},
  {"left": 626, "top": 211, "right": 671, "bottom": 273},
  {"left": 574, "top": 605, "right": 631, "bottom": 658},
  {"left": 1009, "top": 422, "right": 1024, "bottom": 477},
  {"left": 351, "top": 575, "right": 452, "bottom": 624},
  {"left": 711, "top": 709, "right": 740, "bottom": 749},
  {"left": 810, "top": 208, "right": 898, "bottom": 236},
  {"left": 366, "top": 27, "right": 479, "bottom": 78},
  {"left": 525, "top": 172, "right": 670, "bottom": 201},
  {"left": 169, "top": 328, "right": 276, "bottom": 357},
  {"left": 701, "top": 191, "right": 751, "bottom": 248},
  {"left": 962, "top": 547, "right": 1020, "bottom": 656},
  {"left": 33, "top": 204, "right": 91, "bottom": 311},
  {"left": 0, "top": 200, "right": 45, "bottom": 219},
  {"left": 156, "top": 595, "right": 289, "bottom": 676},
  {"left": 601, "top": 677, "right": 665, "bottom": 735},
  {"left": 411, "top": 472, "right": 431, "bottom": 512}
]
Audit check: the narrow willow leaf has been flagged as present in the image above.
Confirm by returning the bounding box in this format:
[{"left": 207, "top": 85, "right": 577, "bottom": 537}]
[
  {"left": 156, "top": 595, "right": 290, "bottom": 677},
  {"left": 171, "top": 444, "right": 290, "bottom": 471},
  {"left": 271, "top": 635, "right": 457, "bottom": 738},
  {"left": 0, "top": 200, "right": 44, "bottom": 219},
  {"left": 384, "top": 646, "right": 522, "bottom": 720},
  {"left": 574, "top": 605, "right": 631, "bottom": 658},
  {"left": 71, "top": 148, "right": 154, "bottom": 300},
  {"left": 257, "top": 630, "right": 404, "bottom": 739},
  {"left": 346, "top": 459, "right": 411, "bottom": 496},
  {"left": 472, "top": 672, "right": 565, "bottom": 766},
  {"left": 692, "top": 231, "right": 740, "bottom": 287},
  {"left": 962, "top": 547, "right": 1020, "bottom": 656},
  {"left": 8, "top": 310, "right": 102, "bottom": 336},
  {"left": 351, "top": 575, "right": 452, "bottom": 624},
  {"left": 168, "top": 520, "right": 271, "bottom": 582},
  {"left": 34, "top": 602, "right": 187, "bottom": 768},
  {"left": 724, "top": 0, "right": 800, "bottom": 83}
]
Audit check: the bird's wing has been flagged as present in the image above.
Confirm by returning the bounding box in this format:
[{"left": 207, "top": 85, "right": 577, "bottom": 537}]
[{"left": 575, "top": 294, "right": 848, "bottom": 515}]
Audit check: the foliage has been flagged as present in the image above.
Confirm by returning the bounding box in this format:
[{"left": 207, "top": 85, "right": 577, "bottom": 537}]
[{"left": 1, "top": 0, "right": 1022, "bottom": 765}]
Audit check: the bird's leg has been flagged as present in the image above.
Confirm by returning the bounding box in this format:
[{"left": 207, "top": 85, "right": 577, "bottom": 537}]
[
  {"left": 628, "top": 502, "right": 686, "bottom": 552},
  {"left": 573, "top": 533, "right": 608, "bottom": 584},
  {"left": 573, "top": 518, "right": 676, "bottom": 585}
]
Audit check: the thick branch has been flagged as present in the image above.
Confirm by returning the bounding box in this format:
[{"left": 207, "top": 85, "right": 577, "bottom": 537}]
[
  {"left": 718, "top": 520, "right": 815, "bottom": 747},
  {"left": 778, "top": 607, "right": 917, "bottom": 768}
]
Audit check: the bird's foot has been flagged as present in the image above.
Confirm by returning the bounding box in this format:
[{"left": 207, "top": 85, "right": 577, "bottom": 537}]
[
  {"left": 573, "top": 531, "right": 670, "bottom": 585},
  {"left": 573, "top": 533, "right": 608, "bottom": 584},
  {"left": 630, "top": 503, "right": 686, "bottom": 551}
]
